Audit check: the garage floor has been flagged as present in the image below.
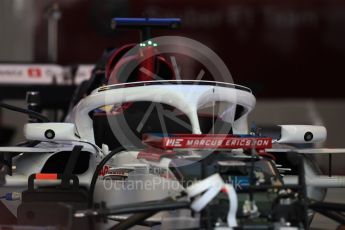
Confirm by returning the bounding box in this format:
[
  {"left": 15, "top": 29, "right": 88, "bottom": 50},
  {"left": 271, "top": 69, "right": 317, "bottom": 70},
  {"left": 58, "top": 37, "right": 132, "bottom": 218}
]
[{"left": 311, "top": 188, "right": 344, "bottom": 230}]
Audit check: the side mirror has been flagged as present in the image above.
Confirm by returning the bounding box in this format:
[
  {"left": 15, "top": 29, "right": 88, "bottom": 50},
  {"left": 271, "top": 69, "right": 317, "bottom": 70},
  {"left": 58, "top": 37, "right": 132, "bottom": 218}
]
[
  {"left": 24, "top": 123, "right": 79, "bottom": 142},
  {"left": 277, "top": 125, "right": 327, "bottom": 144}
]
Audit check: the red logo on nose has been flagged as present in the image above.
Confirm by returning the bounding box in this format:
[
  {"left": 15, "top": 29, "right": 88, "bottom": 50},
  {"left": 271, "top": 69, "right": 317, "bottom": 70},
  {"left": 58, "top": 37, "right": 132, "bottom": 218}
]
[
  {"left": 27, "top": 68, "right": 42, "bottom": 78},
  {"left": 99, "top": 165, "right": 110, "bottom": 176}
]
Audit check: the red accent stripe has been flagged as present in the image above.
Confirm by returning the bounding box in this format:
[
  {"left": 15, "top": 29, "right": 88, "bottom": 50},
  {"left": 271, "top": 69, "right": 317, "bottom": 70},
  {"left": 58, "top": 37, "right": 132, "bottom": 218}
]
[
  {"left": 143, "top": 134, "right": 272, "bottom": 150},
  {"left": 106, "top": 43, "right": 136, "bottom": 80},
  {"left": 35, "top": 173, "right": 58, "bottom": 180}
]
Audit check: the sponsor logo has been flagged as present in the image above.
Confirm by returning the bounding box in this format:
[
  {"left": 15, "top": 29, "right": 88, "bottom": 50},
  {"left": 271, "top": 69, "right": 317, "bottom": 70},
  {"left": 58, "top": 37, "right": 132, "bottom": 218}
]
[
  {"left": 27, "top": 68, "right": 42, "bottom": 78},
  {"left": 99, "top": 165, "right": 110, "bottom": 176},
  {"left": 0, "top": 69, "right": 23, "bottom": 77},
  {"left": 164, "top": 137, "right": 272, "bottom": 149}
]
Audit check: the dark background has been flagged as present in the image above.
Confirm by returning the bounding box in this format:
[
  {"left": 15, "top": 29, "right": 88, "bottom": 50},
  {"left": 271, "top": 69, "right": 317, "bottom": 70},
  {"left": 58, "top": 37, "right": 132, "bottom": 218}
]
[{"left": 33, "top": 0, "right": 345, "bottom": 98}]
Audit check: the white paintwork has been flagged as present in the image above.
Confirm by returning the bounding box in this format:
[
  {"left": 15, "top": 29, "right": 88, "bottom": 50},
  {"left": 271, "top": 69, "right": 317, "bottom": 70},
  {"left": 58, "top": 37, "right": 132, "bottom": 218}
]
[
  {"left": 94, "top": 150, "right": 184, "bottom": 213},
  {"left": 69, "top": 82, "right": 256, "bottom": 144},
  {"left": 0, "top": 64, "right": 95, "bottom": 86},
  {"left": 277, "top": 125, "right": 327, "bottom": 144},
  {"left": 0, "top": 64, "right": 68, "bottom": 85},
  {"left": 93, "top": 80, "right": 252, "bottom": 92},
  {"left": 3, "top": 141, "right": 100, "bottom": 187},
  {"left": 0, "top": 146, "right": 56, "bottom": 153},
  {"left": 4, "top": 172, "right": 95, "bottom": 188},
  {"left": 284, "top": 175, "right": 345, "bottom": 188},
  {"left": 24, "top": 123, "right": 79, "bottom": 142},
  {"left": 267, "top": 148, "right": 345, "bottom": 154},
  {"left": 74, "top": 64, "right": 95, "bottom": 84},
  {"left": 3, "top": 80, "right": 345, "bottom": 227},
  {"left": 0, "top": 141, "right": 99, "bottom": 216}
]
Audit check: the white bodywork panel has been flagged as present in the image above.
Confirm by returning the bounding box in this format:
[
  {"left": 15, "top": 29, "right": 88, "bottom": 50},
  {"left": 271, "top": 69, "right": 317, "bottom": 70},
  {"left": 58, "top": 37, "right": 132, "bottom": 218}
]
[
  {"left": 24, "top": 123, "right": 79, "bottom": 142},
  {"left": 69, "top": 82, "right": 256, "bottom": 144},
  {"left": 3, "top": 81, "right": 345, "bottom": 227},
  {"left": 0, "top": 141, "right": 99, "bottom": 216},
  {"left": 267, "top": 148, "right": 345, "bottom": 154},
  {"left": 3, "top": 141, "right": 100, "bottom": 187},
  {"left": 94, "top": 150, "right": 184, "bottom": 207},
  {"left": 277, "top": 125, "right": 327, "bottom": 144}
]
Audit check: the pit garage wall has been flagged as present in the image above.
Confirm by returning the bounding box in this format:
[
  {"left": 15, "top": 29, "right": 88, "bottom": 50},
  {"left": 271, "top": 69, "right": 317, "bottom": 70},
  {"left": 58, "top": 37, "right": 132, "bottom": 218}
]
[
  {"left": 45, "top": 0, "right": 345, "bottom": 99},
  {"left": 0, "top": 0, "right": 35, "bottom": 62}
]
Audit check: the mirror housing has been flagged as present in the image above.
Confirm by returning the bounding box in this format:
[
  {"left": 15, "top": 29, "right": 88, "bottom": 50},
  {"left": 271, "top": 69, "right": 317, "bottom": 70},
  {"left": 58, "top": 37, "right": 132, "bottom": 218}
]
[
  {"left": 277, "top": 125, "right": 327, "bottom": 144},
  {"left": 24, "top": 123, "right": 79, "bottom": 142}
]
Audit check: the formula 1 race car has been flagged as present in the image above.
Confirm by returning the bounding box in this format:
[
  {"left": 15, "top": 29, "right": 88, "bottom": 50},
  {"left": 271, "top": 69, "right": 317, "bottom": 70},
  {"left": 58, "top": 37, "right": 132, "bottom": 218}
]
[{"left": 1, "top": 18, "right": 345, "bottom": 230}]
